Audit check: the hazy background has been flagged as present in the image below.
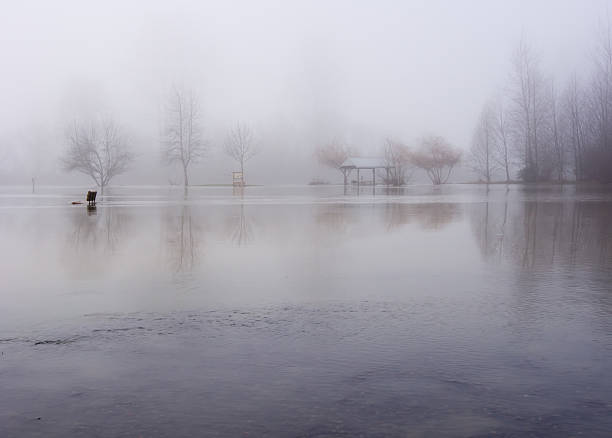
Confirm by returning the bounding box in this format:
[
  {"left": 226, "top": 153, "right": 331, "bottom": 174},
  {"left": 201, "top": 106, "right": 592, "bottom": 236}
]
[{"left": 0, "top": 0, "right": 607, "bottom": 185}]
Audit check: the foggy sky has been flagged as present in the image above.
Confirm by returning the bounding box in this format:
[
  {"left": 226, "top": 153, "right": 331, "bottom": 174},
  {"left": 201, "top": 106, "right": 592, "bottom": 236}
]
[{"left": 0, "top": 0, "right": 609, "bottom": 185}]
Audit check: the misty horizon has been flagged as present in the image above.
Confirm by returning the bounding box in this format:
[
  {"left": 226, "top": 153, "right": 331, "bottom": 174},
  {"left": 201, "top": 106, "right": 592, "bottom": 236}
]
[{"left": 1, "top": 0, "right": 609, "bottom": 186}]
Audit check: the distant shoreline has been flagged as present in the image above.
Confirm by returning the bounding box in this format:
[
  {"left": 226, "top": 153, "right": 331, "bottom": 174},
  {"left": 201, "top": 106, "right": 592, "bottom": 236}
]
[
  {"left": 459, "top": 180, "right": 611, "bottom": 186},
  {"left": 189, "top": 184, "right": 262, "bottom": 187}
]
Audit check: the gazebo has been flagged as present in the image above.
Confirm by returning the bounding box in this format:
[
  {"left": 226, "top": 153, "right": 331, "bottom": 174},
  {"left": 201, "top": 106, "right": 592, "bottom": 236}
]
[{"left": 339, "top": 157, "right": 392, "bottom": 186}]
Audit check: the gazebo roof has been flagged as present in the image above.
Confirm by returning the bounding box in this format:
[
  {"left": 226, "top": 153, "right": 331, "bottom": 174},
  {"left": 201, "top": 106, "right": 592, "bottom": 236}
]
[{"left": 339, "top": 157, "right": 388, "bottom": 169}]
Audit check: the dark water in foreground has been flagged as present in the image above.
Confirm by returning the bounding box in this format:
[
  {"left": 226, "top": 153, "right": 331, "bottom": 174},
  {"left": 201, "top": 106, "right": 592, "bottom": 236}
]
[{"left": 1, "top": 184, "right": 611, "bottom": 437}]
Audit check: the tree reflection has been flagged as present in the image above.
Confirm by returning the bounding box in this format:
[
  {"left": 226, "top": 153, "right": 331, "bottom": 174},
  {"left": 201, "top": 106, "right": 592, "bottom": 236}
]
[
  {"left": 385, "top": 203, "right": 461, "bottom": 231},
  {"left": 226, "top": 204, "right": 254, "bottom": 246},
  {"left": 315, "top": 204, "right": 353, "bottom": 235},
  {"left": 69, "top": 206, "right": 128, "bottom": 254},
  {"left": 384, "top": 203, "right": 414, "bottom": 231},
  {"left": 417, "top": 203, "right": 462, "bottom": 230},
  {"left": 313, "top": 202, "right": 461, "bottom": 239},
  {"left": 164, "top": 205, "right": 201, "bottom": 273},
  {"left": 65, "top": 206, "right": 130, "bottom": 275},
  {"left": 469, "top": 196, "right": 612, "bottom": 270}
]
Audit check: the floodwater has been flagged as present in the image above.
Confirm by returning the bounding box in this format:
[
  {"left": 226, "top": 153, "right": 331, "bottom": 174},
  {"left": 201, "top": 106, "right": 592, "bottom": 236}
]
[{"left": 1, "top": 184, "right": 611, "bottom": 437}]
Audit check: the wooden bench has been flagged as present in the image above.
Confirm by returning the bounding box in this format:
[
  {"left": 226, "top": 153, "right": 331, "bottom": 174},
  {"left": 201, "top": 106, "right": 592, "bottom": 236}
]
[{"left": 87, "top": 191, "right": 97, "bottom": 205}]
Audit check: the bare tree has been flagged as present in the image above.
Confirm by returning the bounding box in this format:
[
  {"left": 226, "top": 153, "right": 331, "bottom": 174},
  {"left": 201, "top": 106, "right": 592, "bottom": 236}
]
[
  {"left": 484, "top": 28, "right": 612, "bottom": 183},
  {"left": 315, "top": 139, "right": 354, "bottom": 184},
  {"left": 162, "top": 87, "right": 205, "bottom": 186},
  {"left": 227, "top": 204, "right": 253, "bottom": 246},
  {"left": 411, "top": 136, "right": 462, "bottom": 185},
  {"left": 469, "top": 102, "right": 497, "bottom": 183},
  {"left": 549, "top": 81, "right": 565, "bottom": 181},
  {"left": 381, "top": 138, "right": 413, "bottom": 185},
  {"left": 562, "top": 74, "right": 586, "bottom": 180},
  {"left": 509, "top": 39, "right": 548, "bottom": 181},
  {"left": 224, "top": 121, "right": 258, "bottom": 184},
  {"left": 510, "top": 39, "right": 534, "bottom": 179},
  {"left": 586, "top": 15, "right": 612, "bottom": 181},
  {"left": 62, "top": 118, "right": 133, "bottom": 195},
  {"left": 493, "top": 97, "right": 512, "bottom": 182}
]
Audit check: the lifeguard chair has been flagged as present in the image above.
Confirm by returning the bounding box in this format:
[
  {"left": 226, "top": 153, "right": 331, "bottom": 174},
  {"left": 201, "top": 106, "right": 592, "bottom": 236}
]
[{"left": 232, "top": 172, "right": 244, "bottom": 187}]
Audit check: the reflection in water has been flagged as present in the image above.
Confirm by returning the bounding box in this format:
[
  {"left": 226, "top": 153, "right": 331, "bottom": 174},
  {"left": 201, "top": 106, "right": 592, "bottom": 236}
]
[
  {"left": 314, "top": 202, "right": 462, "bottom": 237},
  {"left": 469, "top": 196, "right": 612, "bottom": 270},
  {"left": 63, "top": 206, "right": 131, "bottom": 278},
  {"left": 384, "top": 202, "right": 461, "bottom": 231},
  {"left": 226, "top": 204, "right": 254, "bottom": 246},
  {"left": 2, "top": 186, "right": 612, "bottom": 437},
  {"left": 68, "top": 206, "right": 129, "bottom": 255},
  {"left": 232, "top": 186, "right": 245, "bottom": 198},
  {"left": 227, "top": 187, "right": 255, "bottom": 246},
  {"left": 470, "top": 199, "right": 504, "bottom": 262},
  {"left": 414, "top": 203, "right": 461, "bottom": 230},
  {"left": 315, "top": 204, "right": 353, "bottom": 235},
  {"left": 384, "top": 203, "right": 413, "bottom": 231},
  {"left": 164, "top": 205, "right": 201, "bottom": 273}
]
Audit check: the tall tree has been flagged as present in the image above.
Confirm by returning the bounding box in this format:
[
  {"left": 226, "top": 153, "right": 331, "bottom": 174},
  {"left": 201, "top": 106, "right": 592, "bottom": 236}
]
[
  {"left": 562, "top": 74, "right": 585, "bottom": 181},
  {"left": 224, "top": 122, "right": 258, "bottom": 184},
  {"left": 62, "top": 118, "right": 133, "bottom": 195},
  {"left": 382, "top": 138, "right": 413, "bottom": 186},
  {"left": 550, "top": 81, "right": 564, "bottom": 182},
  {"left": 509, "top": 39, "right": 547, "bottom": 181},
  {"left": 162, "top": 87, "right": 205, "bottom": 186},
  {"left": 470, "top": 102, "right": 497, "bottom": 183},
  {"left": 484, "top": 28, "right": 612, "bottom": 183},
  {"left": 587, "top": 15, "right": 612, "bottom": 181},
  {"left": 493, "top": 97, "right": 512, "bottom": 182}
]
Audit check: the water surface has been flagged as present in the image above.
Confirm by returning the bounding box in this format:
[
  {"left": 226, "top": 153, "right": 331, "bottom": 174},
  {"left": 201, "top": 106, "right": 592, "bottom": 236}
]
[{"left": 1, "top": 184, "right": 611, "bottom": 437}]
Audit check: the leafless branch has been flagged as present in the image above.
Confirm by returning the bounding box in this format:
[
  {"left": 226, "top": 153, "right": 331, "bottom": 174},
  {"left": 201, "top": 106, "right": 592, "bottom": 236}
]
[
  {"left": 62, "top": 118, "right": 133, "bottom": 193},
  {"left": 162, "top": 86, "right": 206, "bottom": 186}
]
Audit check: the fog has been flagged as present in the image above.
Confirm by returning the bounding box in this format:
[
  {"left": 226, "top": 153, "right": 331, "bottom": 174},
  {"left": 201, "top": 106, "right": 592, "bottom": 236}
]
[{"left": 0, "top": 0, "right": 607, "bottom": 185}]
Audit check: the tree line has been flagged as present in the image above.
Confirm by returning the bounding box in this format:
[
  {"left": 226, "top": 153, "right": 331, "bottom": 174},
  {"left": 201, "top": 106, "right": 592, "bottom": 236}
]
[
  {"left": 470, "top": 27, "right": 612, "bottom": 183},
  {"left": 62, "top": 86, "right": 258, "bottom": 194},
  {"left": 316, "top": 135, "right": 462, "bottom": 186},
  {"left": 63, "top": 22, "right": 612, "bottom": 190}
]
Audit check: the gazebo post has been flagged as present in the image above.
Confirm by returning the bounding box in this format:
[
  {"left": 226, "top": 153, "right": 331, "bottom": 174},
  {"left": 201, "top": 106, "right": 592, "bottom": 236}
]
[{"left": 339, "top": 158, "right": 390, "bottom": 191}]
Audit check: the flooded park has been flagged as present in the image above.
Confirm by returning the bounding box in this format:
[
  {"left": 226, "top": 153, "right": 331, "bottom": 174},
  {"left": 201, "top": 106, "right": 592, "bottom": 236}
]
[
  {"left": 5, "top": 0, "right": 612, "bottom": 436},
  {"left": 1, "top": 184, "right": 611, "bottom": 437}
]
